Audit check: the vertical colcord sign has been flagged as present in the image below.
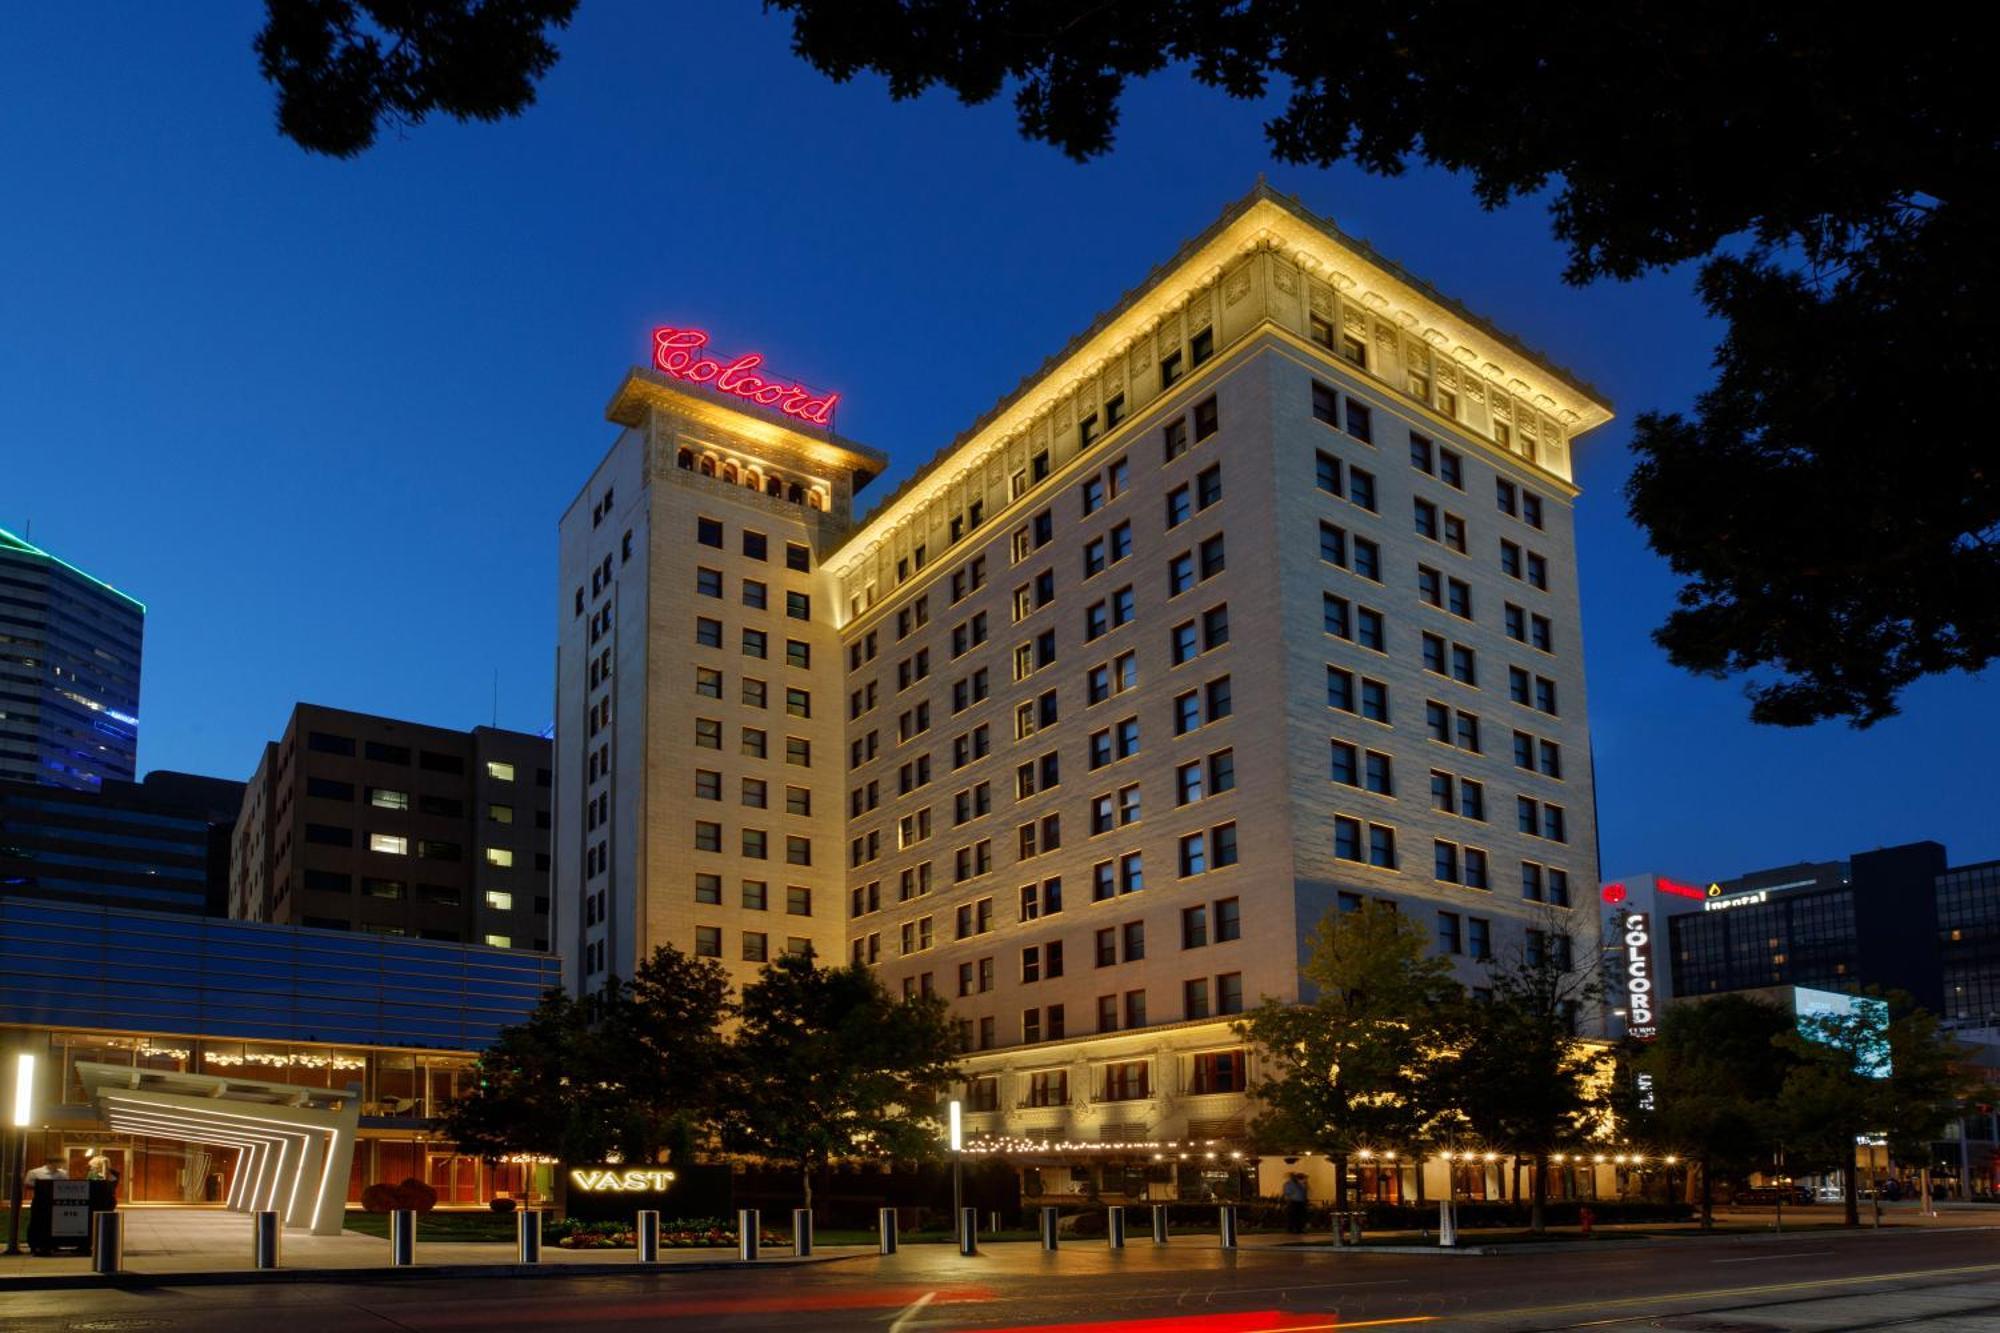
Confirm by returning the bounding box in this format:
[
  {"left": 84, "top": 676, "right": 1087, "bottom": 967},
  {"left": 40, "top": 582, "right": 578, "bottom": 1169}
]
[{"left": 1622, "top": 910, "right": 1656, "bottom": 1039}]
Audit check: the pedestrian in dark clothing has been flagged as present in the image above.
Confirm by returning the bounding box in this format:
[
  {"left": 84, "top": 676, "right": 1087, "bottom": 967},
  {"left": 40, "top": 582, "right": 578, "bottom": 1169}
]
[{"left": 1282, "top": 1172, "right": 1309, "bottom": 1233}]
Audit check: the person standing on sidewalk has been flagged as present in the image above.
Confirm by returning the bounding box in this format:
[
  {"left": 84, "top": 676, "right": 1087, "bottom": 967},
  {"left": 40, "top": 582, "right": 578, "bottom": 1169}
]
[{"left": 1282, "top": 1172, "right": 1309, "bottom": 1234}]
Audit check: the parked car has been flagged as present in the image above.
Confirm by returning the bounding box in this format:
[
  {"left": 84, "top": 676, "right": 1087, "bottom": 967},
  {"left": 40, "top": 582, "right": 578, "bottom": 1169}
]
[
  {"left": 1815, "top": 1183, "right": 1846, "bottom": 1203},
  {"left": 1734, "top": 1184, "right": 1813, "bottom": 1206}
]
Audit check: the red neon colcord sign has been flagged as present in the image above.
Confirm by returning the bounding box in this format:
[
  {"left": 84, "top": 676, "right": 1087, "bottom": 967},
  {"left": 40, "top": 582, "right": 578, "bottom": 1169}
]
[{"left": 651, "top": 328, "right": 839, "bottom": 427}]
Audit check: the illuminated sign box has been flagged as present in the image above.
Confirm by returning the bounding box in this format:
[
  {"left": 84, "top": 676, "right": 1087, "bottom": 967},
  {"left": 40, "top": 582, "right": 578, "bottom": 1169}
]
[
  {"left": 1620, "top": 909, "right": 1657, "bottom": 1040},
  {"left": 562, "top": 1161, "right": 733, "bottom": 1223}
]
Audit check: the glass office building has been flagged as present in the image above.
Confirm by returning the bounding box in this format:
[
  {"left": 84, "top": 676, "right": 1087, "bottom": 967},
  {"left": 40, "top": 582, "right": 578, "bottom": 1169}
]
[
  {"left": 0, "top": 525, "right": 145, "bottom": 792},
  {"left": 0, "top": 898, "right": 560, "bottom": 1209},
  {"left": 0, "top": 775, "right": 233, "bottom": 916}
]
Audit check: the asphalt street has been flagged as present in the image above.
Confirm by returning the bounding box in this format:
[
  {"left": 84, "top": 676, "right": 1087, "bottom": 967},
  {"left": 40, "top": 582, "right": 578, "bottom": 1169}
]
[{"left": 4, "top": 1226, "right": 1998, "bottom": 1331}]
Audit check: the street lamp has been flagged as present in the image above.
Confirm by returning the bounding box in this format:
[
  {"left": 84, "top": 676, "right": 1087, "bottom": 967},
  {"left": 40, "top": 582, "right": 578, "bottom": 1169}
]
[
  {"left": 7, "top": 1051, "right": 35, "bottom": 1257},
  {"left": 948, "top": 1098, "right": 963, "bottom": 1234}
]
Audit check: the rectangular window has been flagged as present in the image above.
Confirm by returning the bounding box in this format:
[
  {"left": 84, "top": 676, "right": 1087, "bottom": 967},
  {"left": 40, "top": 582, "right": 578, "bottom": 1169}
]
[
  {"left": 1193, "top": 395, "right": 1219, "bottom": 441},
  {"left": 1345, "top": 401, "right": 1373, "bottom": 443},
  {"left": 1315, "top": 450, "right": 1342, "bottom": 496}
]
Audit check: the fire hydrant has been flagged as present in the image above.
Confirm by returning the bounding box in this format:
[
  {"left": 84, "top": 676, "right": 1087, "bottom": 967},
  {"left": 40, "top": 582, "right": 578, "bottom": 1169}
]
[{"left": 1579, "top": 1206, "right": 1596, "bottom": 1238}]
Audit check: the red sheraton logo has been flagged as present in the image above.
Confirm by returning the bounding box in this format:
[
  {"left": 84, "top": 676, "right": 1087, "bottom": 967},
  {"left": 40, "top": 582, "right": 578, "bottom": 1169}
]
[{"left": 651, "top": 327, "right": 839, "bottom": 426}]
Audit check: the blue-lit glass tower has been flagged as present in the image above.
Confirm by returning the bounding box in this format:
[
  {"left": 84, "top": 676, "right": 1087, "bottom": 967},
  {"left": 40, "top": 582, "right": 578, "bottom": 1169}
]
[{"left": 0, "top": 526, "right": 145, "bottom": 790}]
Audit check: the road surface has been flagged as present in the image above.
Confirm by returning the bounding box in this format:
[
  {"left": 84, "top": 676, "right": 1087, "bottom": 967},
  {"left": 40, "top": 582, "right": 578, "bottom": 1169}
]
[{"left": 4, "top": 1225, "right": 1998, "bottom": 1330}]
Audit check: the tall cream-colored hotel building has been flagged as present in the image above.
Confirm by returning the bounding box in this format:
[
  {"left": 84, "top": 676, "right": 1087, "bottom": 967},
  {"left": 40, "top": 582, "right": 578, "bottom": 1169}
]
[{"left": 558, "top": 185, "right": 1613, "bottom": 1196}]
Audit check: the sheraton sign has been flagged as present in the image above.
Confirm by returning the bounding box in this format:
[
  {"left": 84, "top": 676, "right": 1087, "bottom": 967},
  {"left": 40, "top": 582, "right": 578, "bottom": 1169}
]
[{"left": 651, "top": 327, "right": 839, "bottom": 426}]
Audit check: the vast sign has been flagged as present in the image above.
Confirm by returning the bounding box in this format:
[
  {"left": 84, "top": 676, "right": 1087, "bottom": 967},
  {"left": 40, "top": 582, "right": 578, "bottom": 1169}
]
[
  {"left": 563, "top": 1161, "right": 732, "bottom": 1223},
  {"left": 1619, "top": 909, "right": 1658, "bottom": 1040},
  {"left": 569, "top": 1168, "right": 675, "bottom": 1192},
  {"left": 651, "top": 327, "right": 839, "bottom": 426}
]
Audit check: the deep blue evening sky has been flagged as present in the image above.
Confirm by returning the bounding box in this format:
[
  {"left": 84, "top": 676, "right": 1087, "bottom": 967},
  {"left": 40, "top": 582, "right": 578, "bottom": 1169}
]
[{"left": 3, "top": 4, "right": 1991, "bottom": 880}]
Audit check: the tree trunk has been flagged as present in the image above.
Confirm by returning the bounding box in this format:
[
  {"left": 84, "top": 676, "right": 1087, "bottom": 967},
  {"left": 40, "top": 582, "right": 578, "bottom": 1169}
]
[
  {"left": 801, "top": 1159, "right": 814, "bottom": 1226},
  {"left": 1530, "top": 1152, "right": 1547, "bottom": 1234},
  {"left": 1699, "top": 1157, "right": 1713, "bottom": 1231},
  {"left": 1843, "top": 1157, "right": 1860, "bottom": 1228},
  {"left": 1413, "top": 1155, "right": 1425, "bottom": 1204}
]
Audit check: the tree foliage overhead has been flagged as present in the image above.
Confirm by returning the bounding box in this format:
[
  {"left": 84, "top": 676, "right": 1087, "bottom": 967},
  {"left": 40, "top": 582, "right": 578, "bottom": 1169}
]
[
  {"left": 250, "top": 3, "right": 1998, "bottom": 722},
  {"left": 255, "top": 0, "right": 578, "bottom": 157},
  {"left": 762, "top": 1, "right": 1998, "bottom": 726}
]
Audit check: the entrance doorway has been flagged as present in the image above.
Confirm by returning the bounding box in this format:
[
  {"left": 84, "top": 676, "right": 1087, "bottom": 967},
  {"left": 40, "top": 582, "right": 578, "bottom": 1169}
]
[
  {"left": 425, "top": 1152, "right": 484, "bottom": 1205},
  {"left": 63, "top": 1144, "right": 126, "bottom": 1199}
]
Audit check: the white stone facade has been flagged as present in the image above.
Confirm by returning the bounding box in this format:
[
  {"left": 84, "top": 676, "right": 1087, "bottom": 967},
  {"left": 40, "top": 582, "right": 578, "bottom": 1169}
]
[{"left": 557, "top": 185, "right": 1613, "bottom": 1157}]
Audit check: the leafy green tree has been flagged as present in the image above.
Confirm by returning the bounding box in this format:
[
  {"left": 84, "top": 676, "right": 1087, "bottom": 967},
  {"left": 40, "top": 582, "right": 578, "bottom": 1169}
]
[
  {"left": 596, "top": 945, "right": 739, "bottom": 1165},
  {"left": 1781, "top": 992, "right": 1970, "bottom": 1225},
  {"left": 1241, "top": 904, "right": 1463, "bottom": 1212},
  {"left": 762, "top": 3, "right": 1998, "bottom": 726},
  {"left": 730, "top": 953, "right": 960, "bottom": 1220},
  {"left": 1454, "top": 926, "right": 1606, "bottom": 1232},
  {"left": 1626, "top": 994, "right": 1796, "bottom": 1228},
  {"left": 440, "top": 985, "right": 622, "bottom": 1168},
  {"left": 441, "top": 946, "right": 738, "bottom": 1190},
  {"left": 255, "top": 0, "right": 578, "bottom": 157},
  {"left": 249, "top": 7, "right": 1997, "bottom": 721},
  {"left": 1878, "top": 1004, "right": 1972, "bottom": 1203}
]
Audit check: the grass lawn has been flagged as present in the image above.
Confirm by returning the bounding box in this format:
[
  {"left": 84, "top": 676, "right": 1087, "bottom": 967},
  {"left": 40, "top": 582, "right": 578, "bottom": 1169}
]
[{"left": 343, "top": 1210, "right": 522, "bottom": 1242}]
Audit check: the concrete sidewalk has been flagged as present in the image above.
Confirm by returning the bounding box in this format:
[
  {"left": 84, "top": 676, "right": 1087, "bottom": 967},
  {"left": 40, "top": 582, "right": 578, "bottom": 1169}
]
[{"left": 0, "top": 1208, "right": 872, "bottom": 1289}]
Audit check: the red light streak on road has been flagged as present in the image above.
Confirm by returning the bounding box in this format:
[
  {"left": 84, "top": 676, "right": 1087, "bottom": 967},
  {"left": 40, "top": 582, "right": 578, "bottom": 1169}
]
[
  {"left": 403, "top": 1283, "right": 997, "bottom": 1327},
  {"left": 977, "top": 1313, "right": 1430, "bottom": 1333}
]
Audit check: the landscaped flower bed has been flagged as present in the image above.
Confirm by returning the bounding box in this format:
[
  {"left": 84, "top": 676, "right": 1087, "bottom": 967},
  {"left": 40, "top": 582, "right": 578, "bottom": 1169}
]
[{"left": 547, "top": 1216, "right": 783, "bottom": 1249}]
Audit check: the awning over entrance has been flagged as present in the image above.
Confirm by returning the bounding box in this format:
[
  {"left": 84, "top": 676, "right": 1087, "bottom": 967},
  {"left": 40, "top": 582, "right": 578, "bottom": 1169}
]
[{"left": 76, "top": 1060, "right": 359, "bottom": 1235}]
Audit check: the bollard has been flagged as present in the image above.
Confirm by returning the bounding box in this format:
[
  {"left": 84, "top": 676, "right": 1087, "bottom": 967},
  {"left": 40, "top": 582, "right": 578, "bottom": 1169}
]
[
  {"left": 877, "top": 1207, "right": 899, "bottom": 1255},
  {"left": 252, "top": 1209, "right": 281, "bottom": 1269},
  {"left": 516, "top": 1208, "right": 543, "bottom": 1264},
  {"left": 1151, "top": 1204, "right": 1170, "bottom": 1245},
  {"left": 636, "top": 1210, "right": 661, "bottom": 1263},
  {"left": 738, "top": 1208, "right": 760, "bottom": 1261},
  {"left": 957, "top": 1205, "right": 978, "bottom": 1255},
  {"left": 390, "top": 1208, "right": 416, "bottom": 1266},
  {"left": 1438, "top": 1198, "right": 1457, "bottom": 1249},
  {"left": 90, "top": 1211, "right": 123, "bottom": 1275},
  {"left": 1039, "top": 1205, "right": 1060, "bottom": 1251},
  {"left": 792, "top": 1208, "right": 813, "bottom": 1257},
  {"left": 1218, "top": 1204, "right": 1239, "bottom": 1250},
  {"left": 1106, "top": 1205, "right": 1127, "bottom": 1249}
]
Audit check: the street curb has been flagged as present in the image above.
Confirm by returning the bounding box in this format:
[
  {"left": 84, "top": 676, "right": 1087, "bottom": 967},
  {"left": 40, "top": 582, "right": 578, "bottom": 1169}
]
[
  {"left": 1279, "top": 1223, "right": 2000, "bottom": 1257},
  {"left": 0, "top": 1251, "right": 869, "bottom": 1292}
]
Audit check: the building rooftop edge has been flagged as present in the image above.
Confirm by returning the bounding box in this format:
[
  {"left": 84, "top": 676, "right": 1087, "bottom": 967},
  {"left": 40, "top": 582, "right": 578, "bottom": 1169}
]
[
  {"left": 0, "top": 524, "right": 147, "bottom": 612},
  {"left": 837, "top": 181, "right": 1615, "bottom": 543},
  {"left": 604, "top": 367, "right": 891, "bottom": 487}
]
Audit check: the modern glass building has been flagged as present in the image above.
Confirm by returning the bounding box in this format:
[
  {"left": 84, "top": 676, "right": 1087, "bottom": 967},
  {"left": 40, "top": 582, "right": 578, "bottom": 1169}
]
[
  {"left": 0, "top": 525, "right": 145, "bottom": 791},
  {"left": 0, "top": 772, "right": 240, "bottom": 915},
  {"left": 0, "top": 897, "right": 560, "bottom": 1218}
]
